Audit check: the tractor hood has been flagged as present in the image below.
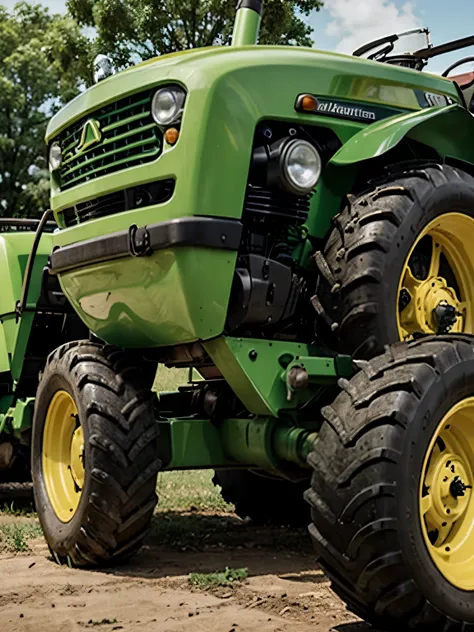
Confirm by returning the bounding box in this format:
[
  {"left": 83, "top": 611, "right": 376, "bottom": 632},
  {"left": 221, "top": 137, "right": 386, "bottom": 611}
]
[{"left": 46, "top": 45, "right": 462, "bottom": 142}]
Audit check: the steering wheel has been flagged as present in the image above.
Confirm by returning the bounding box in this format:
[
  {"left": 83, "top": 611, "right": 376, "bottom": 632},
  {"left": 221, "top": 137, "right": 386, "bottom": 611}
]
[
  {"left": 442, "top": 57, "right": 474, "bottom": 77},
  {"left": 353, "top": 34, "right": 398, "bottom": 59},
  {"left": 353, "top": 32, "right": 428, "bottom": 70}
]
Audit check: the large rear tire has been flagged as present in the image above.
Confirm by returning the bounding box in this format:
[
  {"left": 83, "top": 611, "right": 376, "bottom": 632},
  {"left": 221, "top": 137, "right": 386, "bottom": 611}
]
[
  {"left": 319, "top": 163, "right": 474, "bottom": 358},
  {"left": 32, "top": 341, "right": 160, "bottom": 567},
  {"left": 306, "top": 335, "right": 474, "bottom": 629},
  {"left": 213, "top": 469, "right": 310, "bottom": 527}
]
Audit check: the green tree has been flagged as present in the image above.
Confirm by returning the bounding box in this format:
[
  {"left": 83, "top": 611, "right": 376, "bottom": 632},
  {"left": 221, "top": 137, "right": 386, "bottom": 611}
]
[
  {"left": 0, "top": 2, "right": 92, "bottom": 217},
  {"left": 67, "top": 0, "right": 323, "bottom": 68}
]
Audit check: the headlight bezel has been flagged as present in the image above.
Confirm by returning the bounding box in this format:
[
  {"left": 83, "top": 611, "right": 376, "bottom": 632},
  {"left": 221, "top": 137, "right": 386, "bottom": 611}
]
[
  {"left": 279, "top": 139, "right": 322, "bottom": 195},
  {"left": 264, "top": 137, "right": 322, "bottom": 196},
  {"left": 151, "top": 86, "right": 187, "bottom": 127},
  {"left": 49, "top": 142, "right": 63, "bottom": 172}
]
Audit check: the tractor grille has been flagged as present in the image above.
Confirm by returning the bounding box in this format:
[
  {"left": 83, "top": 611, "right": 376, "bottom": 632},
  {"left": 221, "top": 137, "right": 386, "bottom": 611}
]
[
  {"left": 60, "top": 179, "right": 175, "bottom": 227},
  {"left": 56, "top": 89, "right": 162, "bottom": 191},
  {"left": 243, "top": 184, "right": 311, "bottom": 224}
]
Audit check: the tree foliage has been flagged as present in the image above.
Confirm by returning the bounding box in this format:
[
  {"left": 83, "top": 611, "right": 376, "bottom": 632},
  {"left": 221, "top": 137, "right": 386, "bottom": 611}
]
[
  {"left": 0, "top": 2, "right": 92, "bottom": 216},
  {"left": 67, "top": 0, "right": 324, "bottom": 68},
  {"left": 0, "top": 0, "right": 324, "bottom": 217}
]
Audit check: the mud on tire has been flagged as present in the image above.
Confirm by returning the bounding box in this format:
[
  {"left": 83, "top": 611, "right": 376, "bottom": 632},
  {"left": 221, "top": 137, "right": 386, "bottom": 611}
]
[
  {"left": 32, "top": 340, "right": 160, "bottom": 567},
  {"left": 319, "top": 163, "right": 474, "bottom": 359}
]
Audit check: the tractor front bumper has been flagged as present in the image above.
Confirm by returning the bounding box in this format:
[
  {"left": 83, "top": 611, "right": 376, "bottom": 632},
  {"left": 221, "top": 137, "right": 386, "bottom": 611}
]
[
  {"left": 50, "top": 217, "right": 242, "bottom": 348},
  {"left": 49, "top": 217, "right": 242, "bottom": 274}
]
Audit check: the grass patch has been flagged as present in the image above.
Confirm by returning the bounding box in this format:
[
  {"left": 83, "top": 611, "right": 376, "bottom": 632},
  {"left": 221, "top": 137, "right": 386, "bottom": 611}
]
[
  {"left": 189, "top": 567, "right": 248, "bottom": 589},
  {"left": 0, "top": 521, "right": 43, "bottom": 552},
  {"left": 153, "top": 365, "right": 189, "bottom": 393},
  {"left": 0, "top": 500, "right": 36, "bottom": 517},
  {"left": 157, "top": 470, "right": 233, "bottom": 513}
]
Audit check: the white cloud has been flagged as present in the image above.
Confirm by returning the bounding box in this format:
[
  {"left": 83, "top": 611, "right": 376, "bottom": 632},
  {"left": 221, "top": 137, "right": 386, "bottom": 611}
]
[{"left": 325, "top": 0, "right": 421, "bottom": 55}]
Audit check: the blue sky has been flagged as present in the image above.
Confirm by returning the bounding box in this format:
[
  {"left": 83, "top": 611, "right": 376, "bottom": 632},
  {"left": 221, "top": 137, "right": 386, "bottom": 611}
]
[
  {"left": 307, "top": 0, "right": 474, "bottom": 74},
  {"left": 3, "top": 0, "right": 474, "bottom": 75}
]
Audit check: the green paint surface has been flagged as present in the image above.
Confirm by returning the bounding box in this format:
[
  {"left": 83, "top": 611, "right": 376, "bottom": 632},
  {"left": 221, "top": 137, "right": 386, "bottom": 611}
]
[
  {"left": 46, "top": 44, "right": 470, "bottom": 348},
  {"left": 331, "top": 104, "right": 474, "bottom": 166},
  {"left": 0, "top": 232, "right": 53, "bottom": 382},
  {"left": 58, "top": 247, "right": 236, "bottom": 347},
  {"left": 232, "top": 8, "right": 261, "bottom": 47},
  {"left": 161, "top": 416, "right": 316, "bottom": 471},
  {"left": 204, "top": 337, "right": 351, "bottom": 417}
]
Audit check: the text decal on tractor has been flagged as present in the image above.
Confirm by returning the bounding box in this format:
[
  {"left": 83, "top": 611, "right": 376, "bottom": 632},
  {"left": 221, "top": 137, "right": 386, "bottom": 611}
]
[{"left": 295, "top": 94, "right": 403, "bottom": 122}]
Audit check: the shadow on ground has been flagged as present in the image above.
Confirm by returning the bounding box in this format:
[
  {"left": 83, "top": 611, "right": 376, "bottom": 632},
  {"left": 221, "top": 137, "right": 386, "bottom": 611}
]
[
  {"left": 333, "top": 625, "right": 373, "bottom": 632},
  {"left": 95, "top": 510, "right": 320, "bottom": 580}
]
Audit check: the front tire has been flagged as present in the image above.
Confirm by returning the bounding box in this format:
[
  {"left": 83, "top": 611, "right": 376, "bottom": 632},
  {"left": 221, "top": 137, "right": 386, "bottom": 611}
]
[
  {"left": 32, "top": 341, "right": 160, "bottom": 567},
  {"left": 306, "top": 335, "right": 474, "bottom": 629},
  {"left": 320, "top": 163, "right": 474, "bottom": 358}
]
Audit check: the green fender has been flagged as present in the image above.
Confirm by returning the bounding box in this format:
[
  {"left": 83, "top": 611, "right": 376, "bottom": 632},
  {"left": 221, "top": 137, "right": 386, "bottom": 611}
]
[{"left": 330, "top": 104, "right": 474, "bottom": 167}]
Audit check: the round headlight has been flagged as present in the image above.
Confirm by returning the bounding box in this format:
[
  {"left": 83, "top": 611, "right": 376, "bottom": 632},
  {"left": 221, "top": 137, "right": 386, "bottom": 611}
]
[
  {"left": 281, "top": 140, "right": 322, "bottom": 194},
  {"left": 49, "top": 142, "right": 62, "bottom": 172},
  {"left": 151, "top": 87, "right": 186, "bottom": 126}
]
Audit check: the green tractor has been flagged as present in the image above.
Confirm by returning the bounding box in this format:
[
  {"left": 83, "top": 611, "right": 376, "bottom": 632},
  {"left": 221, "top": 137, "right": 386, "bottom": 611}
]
[{"left": 2, "top": 0, "right": 474, "bottom": 627}]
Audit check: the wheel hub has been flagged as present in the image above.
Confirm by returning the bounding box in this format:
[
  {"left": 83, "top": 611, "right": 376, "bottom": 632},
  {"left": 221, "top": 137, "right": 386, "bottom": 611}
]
[
  {"left": 397, "top": 213, "right": 474, "bottom": 341},
  {"left": 433, "top": 300, "right": 461, "bottom": 334},
  {"left": 402, "top": 275, "right": 460, "bottom": 335},
  {"left": 425, "top": 452, "right": 471, "bottom": 543},
  {"left": 70, "top": 425, "right": 85, "bottom": 491},
  {"left": 42, "top": 391, "right": 84, "bottom": 523},
  {"left": 450, "top": 475, "right": 472, "bottom": 499},
  {"left": 420, "top": 397, "right": 474, "bottom": 589}
]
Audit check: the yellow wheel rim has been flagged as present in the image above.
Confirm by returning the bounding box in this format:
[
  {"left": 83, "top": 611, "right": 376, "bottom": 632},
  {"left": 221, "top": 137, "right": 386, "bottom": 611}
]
[
  {"left": 397, "top": 213, "right": 474, "bottom": 340},
  {"left": 420, "top": 398, "right": 474, "bottom": 590},
  {"left": 42, "top": 391, "right": 85, "bottom": 523}
]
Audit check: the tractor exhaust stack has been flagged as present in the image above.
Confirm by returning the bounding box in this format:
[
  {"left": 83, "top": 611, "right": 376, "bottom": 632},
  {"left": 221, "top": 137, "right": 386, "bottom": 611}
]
[{"left": 232, "top": 0, "right": 262, "bottom": 46}]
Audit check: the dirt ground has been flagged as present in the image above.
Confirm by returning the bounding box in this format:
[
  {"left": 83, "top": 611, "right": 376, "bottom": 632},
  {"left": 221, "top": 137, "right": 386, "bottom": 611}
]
[{"left": 0, "top": 509, "right": 370, "bottom": 632}]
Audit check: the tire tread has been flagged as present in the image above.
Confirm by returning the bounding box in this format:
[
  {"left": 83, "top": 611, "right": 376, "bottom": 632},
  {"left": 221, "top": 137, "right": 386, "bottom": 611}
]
[
  {"left": 33, "top": 340, "right": 160, "bottom": 567},
  {"left": 307, "top": 336, "right": 474, "bottom": 630},
  {"left": 321, "top": 164, "right": 474, "bottom": 358}
]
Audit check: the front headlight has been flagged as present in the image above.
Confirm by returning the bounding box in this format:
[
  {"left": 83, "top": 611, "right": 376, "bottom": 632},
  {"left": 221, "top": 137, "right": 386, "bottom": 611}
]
[
  {"left": 280, "top": 140, "right": 322, "bottom": 195},
  {"left": 151, "top": 86, "right": 186, "bottom": 127},
  {"left": 49, "top": 142, "right": 62, "bottom": 172}
]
